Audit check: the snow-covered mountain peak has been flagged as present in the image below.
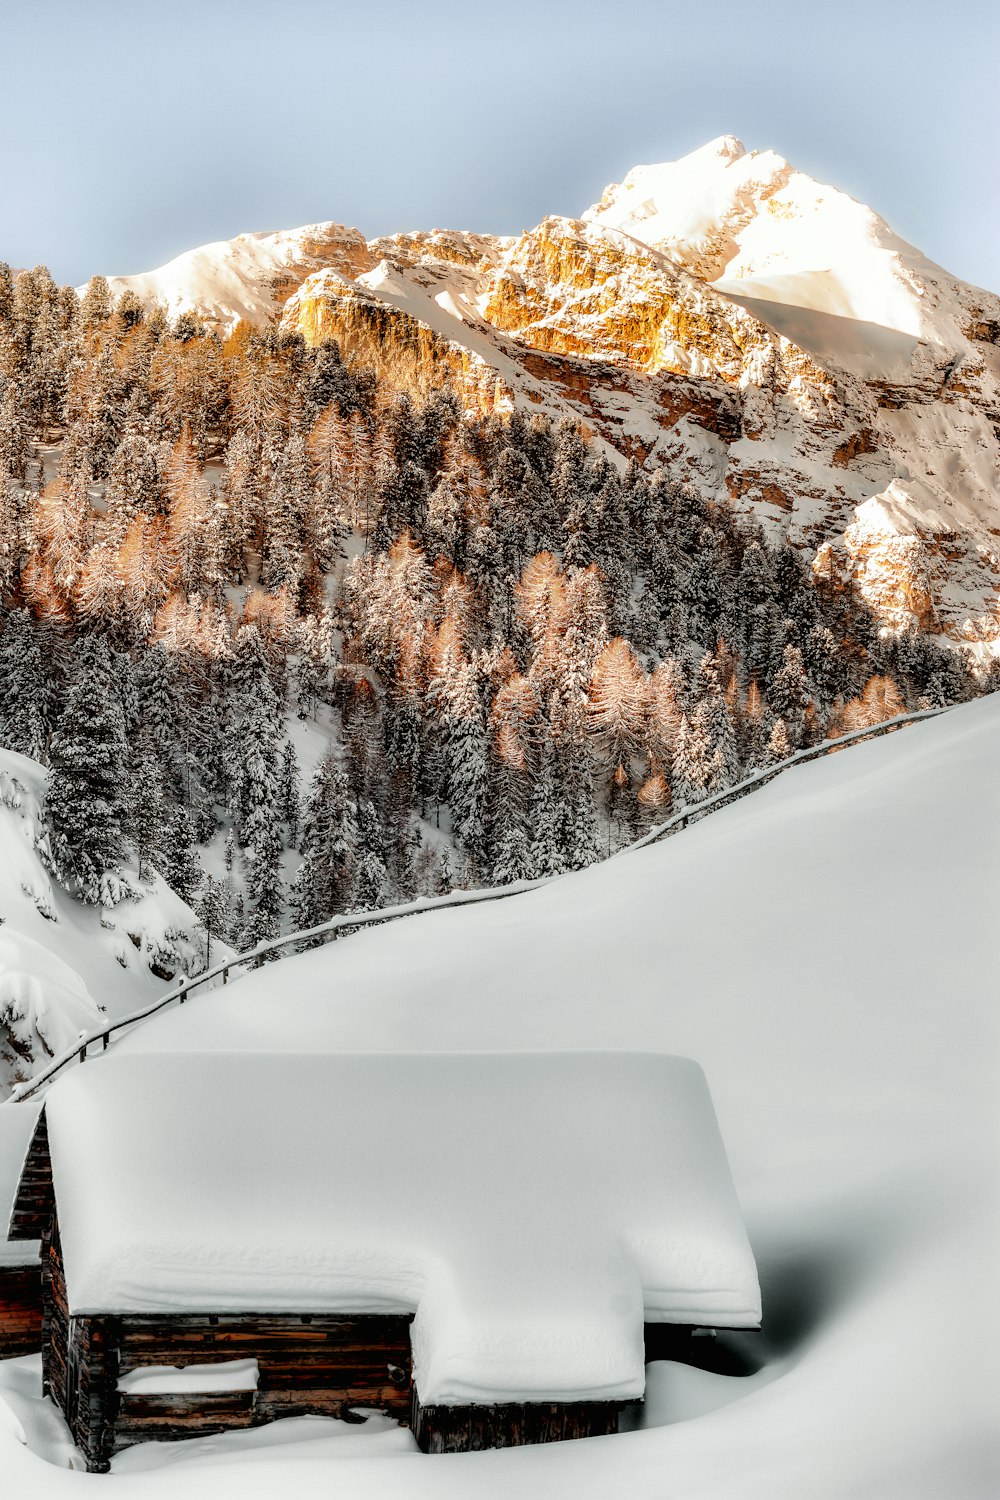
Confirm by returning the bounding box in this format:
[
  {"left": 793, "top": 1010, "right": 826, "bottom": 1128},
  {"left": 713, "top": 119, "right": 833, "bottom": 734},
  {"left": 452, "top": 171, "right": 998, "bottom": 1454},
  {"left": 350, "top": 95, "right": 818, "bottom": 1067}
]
[
  {"left": 584, "top": 138, "right": 1000, "bottom": 354},
  {"left": 583, "top": 139, "right": 794, "bottom": 280},
  {"left": 693, "top": 133, "right": 748, "bottom": 162}
]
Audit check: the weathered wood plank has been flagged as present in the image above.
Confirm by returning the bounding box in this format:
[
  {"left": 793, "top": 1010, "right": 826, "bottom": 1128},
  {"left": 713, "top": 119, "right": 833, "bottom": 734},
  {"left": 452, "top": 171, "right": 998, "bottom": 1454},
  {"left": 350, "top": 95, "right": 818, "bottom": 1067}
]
[
  {"left": 8, "top": 1112, "right": 55, "bottom": 1240},
  {"left": 54, "top": 1310, "right": 415, "bottom": 1458},
  {"left": 117, "top": 1391, "right": 255, "bottom": 1428},
  {"left": 256, "top": 1389, "right": 410, "bottom": 1421},
  {"left": 0, "top": 1259, "right": 44, "bottom": 1358},
  {"left": 411, "top": 1392, "right": 626, "bottom": 1453}
]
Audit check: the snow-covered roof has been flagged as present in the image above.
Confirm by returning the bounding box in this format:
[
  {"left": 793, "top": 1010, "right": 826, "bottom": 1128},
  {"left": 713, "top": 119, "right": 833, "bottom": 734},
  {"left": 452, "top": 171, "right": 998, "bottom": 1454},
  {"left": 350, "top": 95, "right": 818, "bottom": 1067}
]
[
  {"left": 40, "top": 1050, "right": 759, "bottom": 1405},
  {"left": 0, "top": 1100, "right": 42, "bottom": 1268}
]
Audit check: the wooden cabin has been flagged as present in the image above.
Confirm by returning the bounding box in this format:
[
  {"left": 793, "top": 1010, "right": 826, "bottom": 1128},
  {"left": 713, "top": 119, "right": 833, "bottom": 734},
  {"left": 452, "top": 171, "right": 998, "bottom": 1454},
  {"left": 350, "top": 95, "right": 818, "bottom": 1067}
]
[
  {"left": 0, "top": 1101, "right": 44, "bottom": 1357},
  {"left": 5, "top": 1051, "right": 760, "bottom": 1471}
]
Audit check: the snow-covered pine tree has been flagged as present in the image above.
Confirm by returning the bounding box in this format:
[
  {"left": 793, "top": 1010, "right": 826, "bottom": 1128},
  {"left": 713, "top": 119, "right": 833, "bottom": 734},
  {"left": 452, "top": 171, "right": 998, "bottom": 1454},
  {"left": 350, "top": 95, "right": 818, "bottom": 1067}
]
[
  {"left": 0, "top": 608, "right": 48, "bottom": 760},
  {"left": 196, "top": 874, "right": 231, "bottom": 966},
  {"left": 646, "top": 657, "right": 685, "bottom": 777},
  {"left": 435, "top": 846, "right": 455, "bottom": 897},
  {"left": 0, "top": 385, "right": 31, "bottom": 483},
  {"left": 291, "top": 751, "right": 358, "bottom": 931},
  {"left": 766, "top": 717, "right": 791, "bottom": 765},
  {"left": 279, "top": 740, "right": 301, "bottom": 847},
  {"left": 487, "top": 674, "right": 540, "bottom": 885},
  {"left": 239, "top": 809, "right": 283, "bottom": 952},
  {"left": 165, "top": 423, "right": 216, "bottom": 598},
  {"left": 225, "top": 625, "right": 284, "bottom": 839},
  {"left": 769, "top": 643, "right": 811, "bottom": 748},
  {"left": 0, "top": 471, "right": 25, "bottom": 596},
  {"left": 44, "top": 643, "right": 130, "bottom": 904},
  {"left": 129, "top": 739, "right": 167, "bottom": 884},
  {"left": 671, "top": 712, "right": 712, "bottom": 808},
  {"left": 353, "top": 800, "right": 387, "bottom": 911},
  {"left": 157, "top": 802, "right": 202, "bottom": 904},
  {"left": 79, "top": 275, "right": 113, "bottom": 329},
  {"left": 445, "top": 662, "right": 488, "bottom": 870},
  {"left": 530, "top": 735, "right": 567, "bottom": 877},
  {"left": 559, "top": 735, "right": 600, "bottom": 870},
  {"left": 692, "top": 652, "right": 741, "bottom": 789},
  {"left": 741, "top": 678, "right": 771, "bottom": 770},
  {"left": 262, "top": 433, "right": 310, "bottom": 594}
]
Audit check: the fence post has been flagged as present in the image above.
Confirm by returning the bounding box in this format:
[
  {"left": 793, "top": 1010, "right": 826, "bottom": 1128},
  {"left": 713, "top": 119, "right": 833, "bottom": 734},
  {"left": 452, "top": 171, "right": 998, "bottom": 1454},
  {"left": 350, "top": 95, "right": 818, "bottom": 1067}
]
[
  {"left": 222, "top": 967, "right": 229, "bottom": 986},
  {"left": 178, "top": 979, "right": 187, "bottom": 1005}
]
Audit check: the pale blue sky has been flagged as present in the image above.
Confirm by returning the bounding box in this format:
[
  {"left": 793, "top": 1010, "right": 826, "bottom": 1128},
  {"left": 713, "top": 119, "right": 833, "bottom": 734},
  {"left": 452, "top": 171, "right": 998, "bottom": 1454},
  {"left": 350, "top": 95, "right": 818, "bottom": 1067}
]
[{"left": 1, "top": 0, "right": 997, "bottom": 292}]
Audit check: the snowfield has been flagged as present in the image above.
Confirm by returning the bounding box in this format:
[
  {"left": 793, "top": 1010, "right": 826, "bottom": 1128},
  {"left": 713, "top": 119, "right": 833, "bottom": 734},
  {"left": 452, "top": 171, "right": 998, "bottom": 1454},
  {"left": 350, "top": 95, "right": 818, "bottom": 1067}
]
[{"left": 2, "top": 694, "right": 998, "bottom": 1495}]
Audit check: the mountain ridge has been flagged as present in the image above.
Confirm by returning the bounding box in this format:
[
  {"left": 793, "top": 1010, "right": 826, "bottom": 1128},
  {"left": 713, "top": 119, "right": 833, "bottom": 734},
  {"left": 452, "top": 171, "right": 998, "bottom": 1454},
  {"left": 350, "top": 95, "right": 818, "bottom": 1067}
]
[{"left": 94, "top": 139, "right": 1000, "bottom": 650}]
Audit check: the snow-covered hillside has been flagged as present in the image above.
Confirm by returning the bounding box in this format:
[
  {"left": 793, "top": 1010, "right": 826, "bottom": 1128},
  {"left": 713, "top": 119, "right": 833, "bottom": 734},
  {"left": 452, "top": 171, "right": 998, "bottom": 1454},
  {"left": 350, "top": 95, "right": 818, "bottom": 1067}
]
[
  {"left": 2, "top": 694, "right": 993, "bottom": 1496},
  {"left": 0, "top": 748, "right": 210, "bottom": 1099}
]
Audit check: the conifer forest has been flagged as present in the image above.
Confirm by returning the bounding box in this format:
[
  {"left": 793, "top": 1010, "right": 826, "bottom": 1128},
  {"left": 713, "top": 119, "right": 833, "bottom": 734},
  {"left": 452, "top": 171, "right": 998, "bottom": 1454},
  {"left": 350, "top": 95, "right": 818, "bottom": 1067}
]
[{"left": 0, "top": 263, "right": 989, "bottom": 957}]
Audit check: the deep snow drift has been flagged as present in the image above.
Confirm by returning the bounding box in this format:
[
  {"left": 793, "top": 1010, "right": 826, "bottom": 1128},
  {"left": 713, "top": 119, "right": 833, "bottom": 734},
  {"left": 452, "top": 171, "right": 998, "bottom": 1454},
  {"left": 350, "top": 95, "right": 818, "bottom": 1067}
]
[{"left": 1, "top": 695, "right": 997, "bottom": 1495}]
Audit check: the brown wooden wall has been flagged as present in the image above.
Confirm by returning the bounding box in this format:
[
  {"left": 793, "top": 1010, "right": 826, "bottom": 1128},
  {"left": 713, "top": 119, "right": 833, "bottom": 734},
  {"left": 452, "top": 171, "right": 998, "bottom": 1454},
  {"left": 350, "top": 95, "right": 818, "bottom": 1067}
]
[
  {"left": 55, "top": 1300, "right": 629, "bottom": 1467},
  {"left": 0, "top": 1263, "right": 43, "bottom": 1358},
  {"left": 55, "top": 1300, "right": 414, "bottom": 1470},
  {"left": 410, "top": 1391, "right": 625, "bottom": 1453},
  {"left": 38, "top": 1223, "right": 736, "bottom": 1468},
  {"left": 114, "top": 1311, "right": 414, "bottom": 1430},
  {"left": 41, "top": 1215, "right": 69, "bottom": 1407}
]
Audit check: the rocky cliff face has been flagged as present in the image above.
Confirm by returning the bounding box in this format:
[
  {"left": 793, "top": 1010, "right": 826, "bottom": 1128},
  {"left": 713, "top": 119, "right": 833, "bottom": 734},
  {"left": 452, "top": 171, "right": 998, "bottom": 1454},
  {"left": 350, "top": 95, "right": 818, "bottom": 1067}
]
[{"left": 107, "top": 138, "right": 1000, "bottom": 649}]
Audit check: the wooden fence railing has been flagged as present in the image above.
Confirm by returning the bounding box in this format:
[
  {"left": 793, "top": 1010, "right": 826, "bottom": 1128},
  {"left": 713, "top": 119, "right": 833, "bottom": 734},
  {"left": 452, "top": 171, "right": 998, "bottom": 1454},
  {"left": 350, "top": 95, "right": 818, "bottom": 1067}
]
[
  {"left": 625, "top": 702, "right": 949, "bottom": 854},
  {"left": 5, "top": 703, "right": 950, "bottom": 1104}
]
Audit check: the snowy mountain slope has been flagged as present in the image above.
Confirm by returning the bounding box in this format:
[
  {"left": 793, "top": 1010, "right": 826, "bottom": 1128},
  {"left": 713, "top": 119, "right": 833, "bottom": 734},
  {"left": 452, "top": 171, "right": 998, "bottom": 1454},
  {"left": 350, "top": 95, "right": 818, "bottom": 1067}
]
[
  {"left": 0, "top": 748, "right": 210, "bottom": 1099},
  {"left": 94, "top": 138, "right": 1000, "bottom": 650},
  {"left": 42, "top": 693, "right": 991, "bottom": 1498},
  {"left": 96, "top": 222, "right": 377, "bottom": 327}
]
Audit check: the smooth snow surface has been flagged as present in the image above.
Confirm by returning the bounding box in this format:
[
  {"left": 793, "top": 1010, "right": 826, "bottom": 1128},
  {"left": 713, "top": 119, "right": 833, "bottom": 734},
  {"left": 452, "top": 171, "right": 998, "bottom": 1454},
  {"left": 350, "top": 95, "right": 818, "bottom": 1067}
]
[
  {"left": 41, "top": 1050, "right": 760, "bottom": 1403},
  {"left": 2, "top": 698, "right": 997, "bottom": 1495}
]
